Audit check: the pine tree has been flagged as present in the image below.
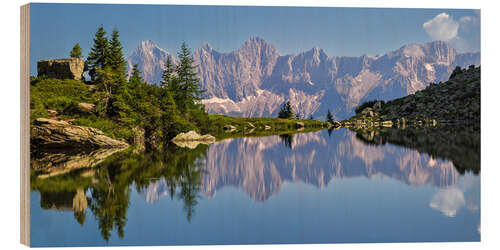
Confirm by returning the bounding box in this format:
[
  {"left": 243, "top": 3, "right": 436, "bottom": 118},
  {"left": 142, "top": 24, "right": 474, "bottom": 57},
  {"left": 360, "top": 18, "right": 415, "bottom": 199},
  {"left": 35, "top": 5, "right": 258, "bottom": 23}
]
[
  {"left": 161, "top": 56, "right": 176, "bottom": 89},
  {"left": 129, "top": 64, "right": 143, "bottom": 85},
  {"left": 326, "top": 109, "right": 334, "bottom": 123},
  {"left": 175, "top": 42, "right": 203, "bottom": 111},
  {"left": 86, "top": 26, "right": 109, "bottom": 81},
  {"left": 108, "top": 29, "right": 127, "bottom": 77},
  {"left": 94, "top": 67, "right": 116, "bottom": 116},
  {"left": 70, "top": 43, "right": 82, "bottom": 58},
  {"left": 278, "top": 100, "right": 294, "bottom": 119},
  {"left": 160, "top": 91, "right": 182, "bottom": 139}
]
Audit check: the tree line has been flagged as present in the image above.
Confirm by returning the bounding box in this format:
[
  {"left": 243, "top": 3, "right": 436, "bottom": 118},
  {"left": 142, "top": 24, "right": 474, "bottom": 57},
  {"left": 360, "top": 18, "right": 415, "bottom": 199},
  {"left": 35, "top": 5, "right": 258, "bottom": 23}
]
[
  {"left": 69, "top": 25, "right": 209, "bottom": 146},
  {"left": 278, "top": 100, "right": 335, "bottom": 123}
]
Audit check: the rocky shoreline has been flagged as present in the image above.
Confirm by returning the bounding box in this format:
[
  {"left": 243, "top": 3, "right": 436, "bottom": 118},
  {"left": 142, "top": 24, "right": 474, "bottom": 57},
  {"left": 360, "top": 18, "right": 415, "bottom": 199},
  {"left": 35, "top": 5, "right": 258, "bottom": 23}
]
[
  {"left": 31, "top": 118, "right": 129, "bottom": 150},
  {"left": 333, "top": 66, "right": 480, "bottom": 129}
]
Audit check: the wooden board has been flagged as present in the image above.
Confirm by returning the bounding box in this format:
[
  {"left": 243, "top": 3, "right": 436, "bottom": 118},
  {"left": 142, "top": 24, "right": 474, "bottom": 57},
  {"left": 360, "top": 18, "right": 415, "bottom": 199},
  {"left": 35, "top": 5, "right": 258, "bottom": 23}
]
[{"left": 20, "top": 3, "right": 30, "bottom": 247}]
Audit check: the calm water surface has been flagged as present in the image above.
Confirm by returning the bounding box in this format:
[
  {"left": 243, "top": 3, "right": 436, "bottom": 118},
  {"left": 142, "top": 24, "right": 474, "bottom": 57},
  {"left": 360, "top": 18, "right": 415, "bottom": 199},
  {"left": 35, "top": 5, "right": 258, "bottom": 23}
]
[{"left": 30, "top": 128, "right": 480, "bottom": 246}]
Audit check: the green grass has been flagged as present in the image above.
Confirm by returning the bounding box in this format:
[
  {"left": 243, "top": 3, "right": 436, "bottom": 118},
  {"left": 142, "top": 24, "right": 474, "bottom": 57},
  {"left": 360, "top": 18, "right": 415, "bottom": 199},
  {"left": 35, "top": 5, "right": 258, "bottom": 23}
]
[
  {"left": 72, "top": 114, "right": 134, "bottom": 140},
  {"left": 30, "top": 77, "right": 95, "bottom": 121},
  {"left": 30, "top": 77, "right": 135, "bottom": 141},
  {"left": 208, "top": 114, "right": 330, "bottom": 140}
]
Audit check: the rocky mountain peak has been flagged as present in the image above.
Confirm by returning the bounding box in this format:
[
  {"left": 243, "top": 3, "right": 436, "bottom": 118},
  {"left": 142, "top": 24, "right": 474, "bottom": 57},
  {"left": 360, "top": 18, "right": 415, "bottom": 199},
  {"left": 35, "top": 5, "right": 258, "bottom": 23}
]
[
  {"left": 400, "top": 43, "right": 426, "bottom": 58},
  {"left": 200, "top": 41, "right": 213, "bottom": 52},
  {"left": 127, "top": 38, "right": 480, "bottom": 119},
  {"left": 305, "top": 47, "right": 327, "bottom": 60},
  {"left": 140, "top": 40, "right": 157, "bottom": 50},
  {"left": 239, "top": 36, "right": 279, "bottom": 55},
  {"left": 244, "top": 36, "right": 269, "bottom": 46},
  {"left": 423, "top": 40, "right": 456, "bottom": 64},
  {"left": 127, "top": 40, "right": 175, "bottom": 84}
]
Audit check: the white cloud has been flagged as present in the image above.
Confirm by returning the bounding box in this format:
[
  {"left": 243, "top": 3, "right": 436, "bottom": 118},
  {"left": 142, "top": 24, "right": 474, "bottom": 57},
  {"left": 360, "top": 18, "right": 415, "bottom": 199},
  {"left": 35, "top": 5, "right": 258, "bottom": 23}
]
[
  {"left": 429, "top": 187, "right": 465, "bottom": 217},
  {"left": 423, "top": 13, "right": 459, "bottom": 41},
  {"left": 459, "top": 15, "right": 480, "bottom": 33},
  {"left": 459, "top": 16, "right": 473, "bottom": 23}
]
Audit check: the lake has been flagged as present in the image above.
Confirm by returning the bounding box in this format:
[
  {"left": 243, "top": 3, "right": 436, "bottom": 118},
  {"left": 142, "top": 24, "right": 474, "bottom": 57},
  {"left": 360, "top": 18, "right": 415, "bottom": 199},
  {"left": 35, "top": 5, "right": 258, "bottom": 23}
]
[{"left": 30, "top": 127, "right": 480, "bottom": 246}]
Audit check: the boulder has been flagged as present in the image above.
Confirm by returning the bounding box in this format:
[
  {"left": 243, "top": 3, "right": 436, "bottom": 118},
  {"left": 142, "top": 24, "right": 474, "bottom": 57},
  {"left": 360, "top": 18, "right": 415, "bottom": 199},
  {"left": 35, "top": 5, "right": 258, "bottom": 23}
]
[
  {"left": 171, "top": 131, "right": 216, "bottom": 149},
  {"left": 31, "top": 118, "right": 129, "bottom": 149},
  {"left": 223, "top": 124, "right": 236, "bottom": 132},
  {"left": 37, "top": 58, "right": 85, "bottom": 81},
  {"left": 295, "top": 122, "right": 305, "bottom": 128},
  {"left": 77, "top": 103, "right": 95, "bottom": 114},
  {"left": 47, "top": 109, "right": 58, "bottom": 118},
  {"left": 171, "top": 131, "right": 216, "bottom": 143}
]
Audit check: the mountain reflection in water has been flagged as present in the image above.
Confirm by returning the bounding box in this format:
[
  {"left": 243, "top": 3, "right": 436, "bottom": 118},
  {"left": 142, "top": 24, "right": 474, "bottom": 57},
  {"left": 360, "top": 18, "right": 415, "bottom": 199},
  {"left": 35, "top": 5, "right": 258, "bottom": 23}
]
[{"left": 30, "top": 127, "right": 480, "bottom": 245}]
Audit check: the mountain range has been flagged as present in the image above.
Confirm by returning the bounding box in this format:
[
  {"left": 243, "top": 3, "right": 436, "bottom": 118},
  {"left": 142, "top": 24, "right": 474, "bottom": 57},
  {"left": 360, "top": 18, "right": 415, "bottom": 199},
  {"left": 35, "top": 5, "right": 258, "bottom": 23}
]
[{"left": 127, "top": 37, "right": 480, "bottom": 119}]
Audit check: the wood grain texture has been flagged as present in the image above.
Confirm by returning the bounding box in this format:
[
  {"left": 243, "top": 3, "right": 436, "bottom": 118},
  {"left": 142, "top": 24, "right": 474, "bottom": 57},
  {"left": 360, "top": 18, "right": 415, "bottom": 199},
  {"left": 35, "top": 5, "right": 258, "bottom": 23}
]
[{"left": 20, "top": 3, "right": 30, "bottom": 246}]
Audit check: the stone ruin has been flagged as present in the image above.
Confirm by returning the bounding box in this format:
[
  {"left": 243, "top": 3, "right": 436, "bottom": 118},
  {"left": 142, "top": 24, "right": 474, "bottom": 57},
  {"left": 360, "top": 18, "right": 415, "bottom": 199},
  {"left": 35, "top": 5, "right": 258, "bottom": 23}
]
[{"left": 37, "top": 58, "right": 85, "bottom": 81}]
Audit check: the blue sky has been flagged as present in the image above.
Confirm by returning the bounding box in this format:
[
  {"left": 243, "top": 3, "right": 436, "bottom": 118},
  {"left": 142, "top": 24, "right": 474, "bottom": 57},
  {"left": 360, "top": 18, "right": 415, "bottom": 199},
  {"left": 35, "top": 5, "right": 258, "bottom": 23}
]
[{"left": 30, "top": 3, "right": 480, "bottom": 75}]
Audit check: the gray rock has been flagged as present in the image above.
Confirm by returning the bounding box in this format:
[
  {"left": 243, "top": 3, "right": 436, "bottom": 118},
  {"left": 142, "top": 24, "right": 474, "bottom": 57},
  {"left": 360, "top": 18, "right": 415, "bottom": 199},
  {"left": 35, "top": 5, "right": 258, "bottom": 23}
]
[
  {"left": 77, "top": 103, "right": 95, "bottom": 114},
  {"left": 37, "top": 58, "right": 85, "bottom": 80},
  {"left": 171, "top": 131, "right": 216, "bottom": 149},
  {"left": 47, "top": 109, "right": 58, "bottom": 117},
  {"left": 31, "top": 118, "right": 129, "bottom": 149},
  {"left": 223, "top": 125, "right": 236, "bottom": 132}
]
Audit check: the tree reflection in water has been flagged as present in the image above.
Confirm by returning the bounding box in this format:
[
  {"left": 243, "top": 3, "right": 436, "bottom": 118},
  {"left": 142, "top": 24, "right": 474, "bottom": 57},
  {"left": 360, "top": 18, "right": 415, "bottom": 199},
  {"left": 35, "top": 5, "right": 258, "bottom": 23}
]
[
  {"left": 31, "top": 144, "right": 207, "bottom": 241},
  {"left": 351, "top": 125, "right": 480, "bottom": 174},
  {"left": 279, "top": 133, "right": 294, "bottom": 149}
]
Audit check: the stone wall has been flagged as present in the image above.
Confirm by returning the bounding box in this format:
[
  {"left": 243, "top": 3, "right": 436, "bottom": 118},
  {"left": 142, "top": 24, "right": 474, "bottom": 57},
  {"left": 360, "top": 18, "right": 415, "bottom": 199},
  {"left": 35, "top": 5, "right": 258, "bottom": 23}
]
[{"left": 37, "top": 58, "right": 85, "bottom": 80}]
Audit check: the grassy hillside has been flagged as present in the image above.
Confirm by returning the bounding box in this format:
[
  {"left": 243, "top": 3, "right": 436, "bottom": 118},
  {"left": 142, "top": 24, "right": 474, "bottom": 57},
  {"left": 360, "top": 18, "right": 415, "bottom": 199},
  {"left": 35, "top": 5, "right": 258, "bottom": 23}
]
[
  {"left": 348, "top": 66, "right": 480, "bottom": 126},
  {"left": 30, "top": 77, "right": 135, "bottom": 140}
]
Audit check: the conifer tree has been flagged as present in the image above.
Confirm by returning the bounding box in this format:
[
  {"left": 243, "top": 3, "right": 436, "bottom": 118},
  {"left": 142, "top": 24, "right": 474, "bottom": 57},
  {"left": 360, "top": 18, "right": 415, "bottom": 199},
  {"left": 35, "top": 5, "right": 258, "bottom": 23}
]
[
  {"left": 161, "top": 57, "right": 176, "bottom": 89},
  {"left": 108, "top": 29, "right": 127, "bottom": 77},
  {"left": 129, "top": 64, "right": 143, "bottom": 85},
  {"left": 278, "top": 100, "right": 294, "bottom": 119},
  {"left": 175, "top": 42, "right": 203, "bottom": 111},
  {"left": 87, "top": 26, "right": 109, "bottom": 81},
  {"left": 326, "top": 109, "right": 334, "bottom": 123},
  {"left": 94, "top": 67, "right": 116, "bottom": 116},
  {"left": 70, "top": 43, "right": 82, "bottom": 58}
]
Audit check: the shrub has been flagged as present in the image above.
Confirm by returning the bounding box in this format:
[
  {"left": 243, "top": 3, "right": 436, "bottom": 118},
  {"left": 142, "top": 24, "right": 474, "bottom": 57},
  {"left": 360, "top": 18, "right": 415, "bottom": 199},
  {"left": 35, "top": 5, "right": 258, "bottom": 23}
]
[{"left": 355, "top": 100, "right": 384, "bottom": 114}]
